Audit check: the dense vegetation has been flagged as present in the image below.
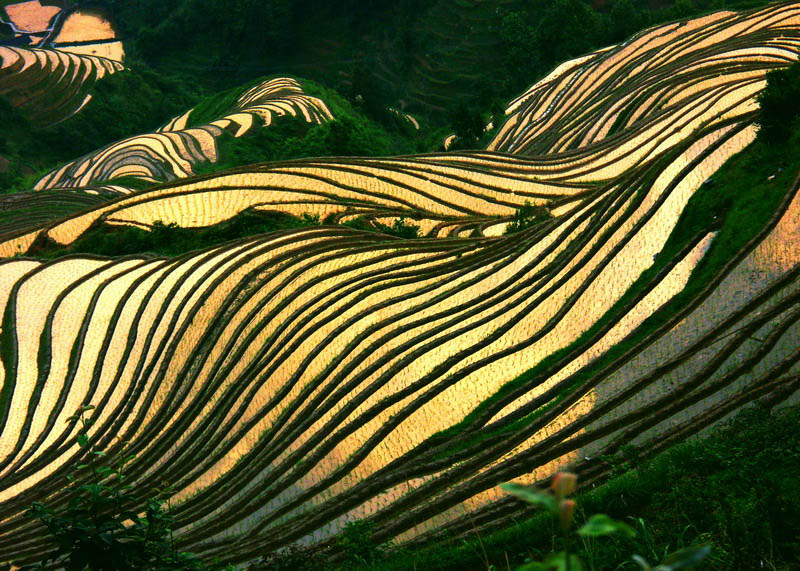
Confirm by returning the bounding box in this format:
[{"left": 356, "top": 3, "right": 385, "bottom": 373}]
[
  {"left": 360, "top": 404, "right": 800, "bottom": 570},
  {"left": 0, "top": 73, "right": 432, "bottom": 195},
  {"left": 106, "top": 0, "right": 769, "bottom": 115},
  {"left": 194, "top": 80, "right": 437, "bottom": 176},
  {"left": 29, "top": 210, "right": 423, "bottom": 260},
  {"left": 0, "top": 0, "right": 784, "bottom": 195},
  {"left": 757, "top": 60, "right": 800, "bottom": 144},
  {"left": 0, "top": 65, "right": 204, "bottom": 194},
  {"left": 28, "top": 211, "right": 318, "bottom": 259},
  {"left": 25, "top": 407, "right": 210, "bottom": 571},
  {"left": 26, "top": 403, "right": 800, "bottom": 570}
]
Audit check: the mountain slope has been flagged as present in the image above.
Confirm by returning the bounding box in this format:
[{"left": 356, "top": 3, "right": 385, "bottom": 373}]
[
  {"left": 33, "top": 77, "right": 333, "bottom": 192},
  {"left": 1, "top": 3, "right": 800, "bottom": 566},
  {"left": 0, "top": 45, "right": 122, "bottom": 126}
]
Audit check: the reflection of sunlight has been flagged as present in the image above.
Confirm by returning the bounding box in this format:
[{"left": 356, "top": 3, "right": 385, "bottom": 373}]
[
  {"left": 54, "top": 10, "right": 125, "bottom": 62},
  {"left": 3, "top": 3, "right": 126, "bottom": 63},
  {"left": 57, "top": 41, "right": 125, "bottom": 62},
  {"left": 53, "top": 10, "right": 116, "bottom": 43},
  {"left": 32, "top": 78, "right": 331, "bottom": 194},
  {"left": 4, "top": 1, "right": 59, "bottom": 32},
  {"left": 3, "top": 3, "right": 800, "bottom": 563}
]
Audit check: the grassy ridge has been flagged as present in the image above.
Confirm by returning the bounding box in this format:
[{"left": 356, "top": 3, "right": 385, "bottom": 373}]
[
  {"left": 27, "top": 209, "right": 423, "bottom": 260},
  {"left": 369, "top": 405, "right": 800, "bottom": 570},
  {"left": 28, "top": 211, "right": 320, "bottom": 259},
  {"left": 192, "top": 79, "right": 440, "bottom": 179},
  {"left": 0, "top": 72, "right": 438, "bottom": 195}
]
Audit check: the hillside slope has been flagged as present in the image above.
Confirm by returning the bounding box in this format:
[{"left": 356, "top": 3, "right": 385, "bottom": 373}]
[
  {"left": 33, "top": 77, "right": 333, "bottom": 192},
  {"left": 1, "top": 3, "right": 800, "bottom": 567}
]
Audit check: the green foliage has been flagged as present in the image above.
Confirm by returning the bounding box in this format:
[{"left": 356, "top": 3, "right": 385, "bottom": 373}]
[
  {"left": 505, "top": 202, "right": 552, "bottom": 235},
  {"left": 24, "top": 406, "right": 205, "bottom": 570},
  {"left": 622, "top": 406, "right": 800, "bottom": 569},
  {"left": 373, "top": 406, "right": 800, "bottom": 570},
  {"left": 190, "top": 78, "right": 433, "bottom": 180},
  {"left": 668, "top": 0, "right": 700, "bottom": 19},
  {"left": 502, "top": 473, "right": 658, "bottom": 571},
  {"left": 447, "top": 103, "right": 485, "bottom": 150},
  {"left": 433, "top": 108, "right": 800, "bottom": 454},
  {"left": 38, "top": 64, "right": 205, "bottom": 158},
  {"left": 537, "top": 0, "right": 603, "bottom": 66},
  {"left": 578, "top": 514, "right": 636, "bottom": 539},
  {"left": 257, "top": 544, "right": 327, "bottom": 570},
  {"left": 499, "top": 10, "right": 541, "bottom": 90},
  {"left": 757, "top": 60, "right": 800, "bottom": 144},
  {"left": 0, "top": 96, "right": 51, "bottom": 194},
  {"left": 105, "top": 0, "right": 770, "bottom": 128},
  {"left": 501, "top": 482, "right": 558, "bottom": 514},
  {"left": 338, "top": 521, "right": 387, "bottom": 568},
  {"left": 184, "top": 79, "right": 262, "bottom": 129},
  {"left": 609, "top": 0, "right": 651, "bottom": 43},
  {"left": 33, "top": 210, "right": 321, "bottom": 259},
  {"left": 3, "top": 0, "right": 783, "bottom": 196},
  {"left": 632, "top": 546, "right": 713, "bottom": 571},
  {"left": 0, "top": 65, "right": 205, "bottom": 194},
  {"left": 340, "top": 216, "right": 421, "bottom": 239},
  {"left": 29, "top": 207, "right": 423, "bottom": 261}
]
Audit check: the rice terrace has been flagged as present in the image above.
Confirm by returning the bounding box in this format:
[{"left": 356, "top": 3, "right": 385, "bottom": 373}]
[{"left": 1, "top": 0, "right": 800, "bottom": 569}]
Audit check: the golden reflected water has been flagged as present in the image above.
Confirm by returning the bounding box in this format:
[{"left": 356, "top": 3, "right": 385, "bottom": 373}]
[
  {"left": 2, "top": 2, "right": 800, "bottom": 562},
  {"left": 3, "top": 1, "right": 59, "bottom": 32},
  {"left": 3, "top": 3, "right": 124, "bottom": 62}
]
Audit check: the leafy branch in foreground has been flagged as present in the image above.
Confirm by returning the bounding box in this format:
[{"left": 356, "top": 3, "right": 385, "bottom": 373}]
[
  {"left": 501, "top": 472, "right": 710, "bottom": 571},
  {"left": 23, "top": 405, "right": 206, "bottom": 571}
]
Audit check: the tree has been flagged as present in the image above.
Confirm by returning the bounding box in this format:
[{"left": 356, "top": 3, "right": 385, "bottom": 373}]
[
  {"left": 757, "top": 61, "right": 800, "bottom": 145},
  {"left": 448, "top": 103, "right": 485, "bottom": 150},
  {"left": 537, "top": 0, "right": 602, "bottom": 67},
  {"left": 609, "top": 0, "right": 649, "bottom": 43},
  {"left": 500, "top": 10, "right": 541, "bottom": 91}
]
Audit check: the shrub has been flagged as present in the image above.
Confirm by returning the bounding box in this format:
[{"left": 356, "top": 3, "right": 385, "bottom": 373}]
[
  {"left": 505, "top": 202, "right": 552, "bottom": 234},
  {"left": 757, "top": 61, "right": 800, "bottom": 144},
  {"left": 502, "top": 472, "right": 709, "bottom": 571},
  {"left": 24, "top": 406, "right": 205, "bottom": 570},
  {"left": 341, "top": 216, "right": 421, "bottom": 239}
]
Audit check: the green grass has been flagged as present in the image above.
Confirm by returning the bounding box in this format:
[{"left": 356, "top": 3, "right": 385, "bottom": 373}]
[
  {"left": 338, "top": 216, "right": 421, "bottom": 239},
  {"left": 366, "top": 404, "right": 800, "bottom": 570},
  {"left": 0, "top": 66, "right": 205, "bottom": 194},
  {"left": 184, "top": 77, "right": 267, "bottom": 129},
  {"left": 191, "top": 78, "right": 439, "bottom": 179}
]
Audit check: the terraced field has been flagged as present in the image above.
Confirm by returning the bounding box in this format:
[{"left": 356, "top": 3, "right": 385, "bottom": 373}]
[
  {"left": 1, "top": 3, "right": 800, "bottom": 566},
  {"left": 33, "top": 77, "right": 334, "bottom": 193},
  {"left": 0, "top": 45, "right": 123, "bottom": 126},
  {"left": 0, "top": 1, "right": 126, "bottom": 125},
  {"left": 2, "top": 1, "right": 124, "bottom": 61}
]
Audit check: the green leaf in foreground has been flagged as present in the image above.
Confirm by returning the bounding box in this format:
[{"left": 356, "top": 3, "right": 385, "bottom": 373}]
[
  {"left": 658, "top": 545, "right": 711, "bottom": 570},
  {"left": 577, "top": 514, "right": 637, "bottom": 538},
  {"left": 518, "top": 551, "right": 584, "bottom": 570},
  {"left": 500, "top": 482, "right": 557, "bottom": 512}
]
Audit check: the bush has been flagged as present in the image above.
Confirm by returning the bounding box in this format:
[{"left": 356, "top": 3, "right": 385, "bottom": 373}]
[
  {"left": 757, "top": 61, "right": 800, "bottom": 144},
  {"left": 505, "top": 201, "right": 552, "bottom": 234},
  {"left": 24, "top": 406, "right": 206, "bottom": 570},
  {"left": 34, "top": 211, "right": 321, "bottom": 259},
  {"left": 340, "top": 216, "right": 421, "bottom": 239}
]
